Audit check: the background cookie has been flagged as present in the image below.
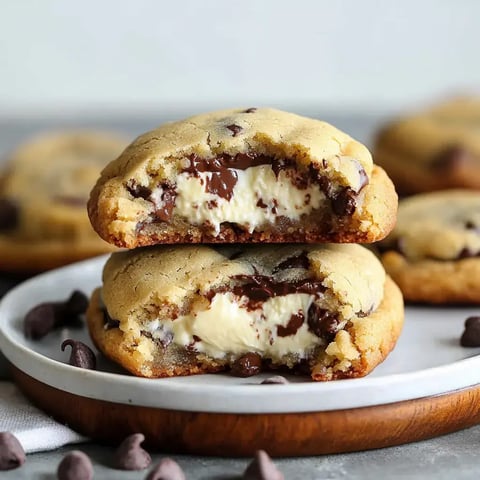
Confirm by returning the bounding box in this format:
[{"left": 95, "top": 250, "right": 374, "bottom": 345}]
[
  {"left": 88, "top": 108, "right": 397, "bottom": 248},
  {"left": 374, "top": 97, "right": 480, "bottom": 195},
  {"left": 87, "top": 244, "right": 404, "bottom": 381},
  {"left": 379, "top": 190, "right": 480, "bottom": 303},
  {"left": 0, "top": 131, "right": 127, "bottom": 272}
]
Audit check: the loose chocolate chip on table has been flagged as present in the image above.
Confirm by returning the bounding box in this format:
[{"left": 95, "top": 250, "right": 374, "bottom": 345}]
[
  {"left": 261, "top": 376, "right": 289, "bottom": 385},
  {"left": 57, "top": 450, "right": 93, "bottom": 480},
  {"left": 61, "top": 339, "right": 96, "bottom": 370},
  {"left": 226, "top": 124, "right": 243, "bottom": 137},
  {"left": 0, "top": 198, "right": 18, "bottom": 231},
  {"left": 0, "top": 432, "right": 25, "bottom": 471},
  {"left": 145, "top": 458, "right": 186, "bottom": 480},
  {"left": 24, "top": 290, "right": 89, "bottom": 339},
  {"left": 243, "top": 450, "right": 284, "bottom": 480},
  {"left": 231, "top": 353, "right": 262, "bottom": 377},
  {"left": 460, "top": 316, "right": 480, "bottom": 347},
  {"left": 114, "top": 433, "right": 152, "bottom": 471}
]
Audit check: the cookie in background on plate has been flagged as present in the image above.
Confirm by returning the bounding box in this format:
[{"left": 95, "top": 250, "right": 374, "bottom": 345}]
[
  {"left": 0, "top": 131, "right": 127, "bottom": 272},
  {"left": 379, "top": 190, "right": 480, "bottom": 303},
  {"left": 88, "top": 107, "right": 398, "bottom": 248},
  {"left": 374, "top": 97, "right": 480, "bottom": 195},
  {"left": 86, "top": 243, "right": 404, "bottom": 381}
]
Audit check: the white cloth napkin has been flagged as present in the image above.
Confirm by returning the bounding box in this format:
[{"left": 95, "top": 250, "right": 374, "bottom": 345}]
[{"left": 0, "top": 381, "right": 87, "bottom": 453}]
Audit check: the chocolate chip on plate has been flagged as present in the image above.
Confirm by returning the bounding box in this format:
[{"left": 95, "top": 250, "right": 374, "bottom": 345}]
[
  {"left": 243, "top": 450, "right": 284, "bottom": 480},
  {"left": 114, "top": 433, "right": 151, "bottom": 471},
  {"left": 231, "top": 353, "right": 262, "bottom": 377},
  {"left": 0, "top": 198, "right": 18, "bottom": 231},
  {"left": 24, "top": 290, "right": 89, "bottom": 340},
  {"left": 0, "top": 432, "right": 25, "bottom": 471},
  {"left": 460, "top": 316, "right": 480, "bottom": 347},
  {"left": 57, "top": 450, "right": 93, "bottom": 480},
  {"left": 145, "top": 458, "right": 186, "bottom": 480},
  {"left": 61, "top": 339, "right": 96, "bottom": 370},
  {"left": 261, "top": 376, "right": 289, "bottom": 385}
]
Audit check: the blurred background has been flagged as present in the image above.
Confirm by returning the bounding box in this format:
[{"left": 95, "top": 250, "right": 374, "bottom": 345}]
[{"left": 1, "top": 0, "right": 479, "bottom": 151}]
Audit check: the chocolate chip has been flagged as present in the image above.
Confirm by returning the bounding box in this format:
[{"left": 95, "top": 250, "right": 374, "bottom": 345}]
[
  {"left": 145, "top": 458, "right": 186, "bottom": 480},
  {"left": 61, "top": 339, "right": 96, "bottom": 370},
  {"left": 273, "top": 251, "right": 310, "bottom": 273},
  {"left": 24, "top": 290, "right": 89, "bottom": 340},
  {"left": 243, "top": 450, "right": 284, "bottom": 480},
  {"left": 457, "top": 247, "right": 480, "bottom": 259},
  {"left": 307, "top": 304, "right": 339, "bottom": 341},
  {"left": 0, "top": 198, "right": 18, "bottom": 231},
  {"left": 153, "top": 183, "right": 177, "bottom": 222},
  {"left": 261, "top": 376, "right": 289, "bottom": 385},
  {"left": 244, "top": 107, "right": 257, "bottom": 113},
  {"left": 64, "top": 290, "right": 89, "bottom": 316},
  {"left": 226, "top": 124, "right": 243, "bottom": 137},
  {"left": 24, "top": 303, "right": 58, "bottom": 339},
  {"left": 431, "top": 145, "right": 470, "bottom": 170},
  {"left": 231, "top": 353, "right": 262, "bottom": 377},
  {"left": 127, "top": 180, "right": 152, "bottom": 199},
  {"left": 465, "top": 220, "right": 478, "bottom": 230},
  {"left": 0, "top": 432, "right": 25, "bottom": 471},
  {"left": 331, "top": 187, "right": 356, "bottom": 216},
  {"left": 57, "top": 450, "right": 93, "bottom": 480},
  {"left": 460, "top": 316, "right": 480, "bottom": 347},
  {"left": 114, "top": 433, "right": 151, "bottom": 471},
  {"left": 276, "top": 312, "right": 304, "bottom": 337}
]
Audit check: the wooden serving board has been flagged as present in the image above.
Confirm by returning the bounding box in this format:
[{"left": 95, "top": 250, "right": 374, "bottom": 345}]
[{"left": 12, "top": 365, "right": 480, "bottom": 457}]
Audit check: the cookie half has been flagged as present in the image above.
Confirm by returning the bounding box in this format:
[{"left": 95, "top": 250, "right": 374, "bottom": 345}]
[
  {"left": 88, "top": 108, "right": 397, "bottom": 248},
  {"left": 0, "top": 131, "right": 127, "bottom": 272},
  {"left": 374, "top": 97, "right": 480, "bottom": 195},
  {"left": 87, "top": 244, "right": 404, "bottom": 381},
  {"left": 379, "top": 190, "right": 480, "bottom": 303}
]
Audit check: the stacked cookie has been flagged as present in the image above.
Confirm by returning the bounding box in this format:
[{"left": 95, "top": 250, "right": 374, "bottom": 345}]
[
  {"left": 86, "top": 108, "right": 403, "bottom": 380},
  {"left": 375, "top": 98, "right": 480, "bottom": 304}
]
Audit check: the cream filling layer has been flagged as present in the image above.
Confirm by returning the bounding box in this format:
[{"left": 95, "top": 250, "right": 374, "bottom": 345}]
[
  {"left": 146, "top": 292, "right": 338, "bottom": 361},
  {"left": 171, "top": 165, "right": 323, "bottom": 234}
]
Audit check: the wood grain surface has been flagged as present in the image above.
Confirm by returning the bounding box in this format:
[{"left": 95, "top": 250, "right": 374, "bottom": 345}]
[{"left": 11, "top": 365, "right": 480, "bottom": 457}]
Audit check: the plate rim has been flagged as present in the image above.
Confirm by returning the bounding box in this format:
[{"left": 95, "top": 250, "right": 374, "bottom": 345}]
[{"left": 1, "top": 255, "right": 480, "bottom": 414}]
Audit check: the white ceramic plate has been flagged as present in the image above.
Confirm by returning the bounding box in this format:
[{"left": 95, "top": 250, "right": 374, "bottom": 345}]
[{"left": 0, "top": 255, "right": 479, "bottom": 414}]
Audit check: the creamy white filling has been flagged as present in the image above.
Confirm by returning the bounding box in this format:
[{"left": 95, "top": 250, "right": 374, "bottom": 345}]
[
  {"left": 150, "top": 292, "right": 328, "bottom": 361},
  {"left": 170, "top": 165, "right": 324, "bottom": 234}
]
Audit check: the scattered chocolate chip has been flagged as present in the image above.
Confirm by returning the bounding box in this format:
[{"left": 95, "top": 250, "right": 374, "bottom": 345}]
[
  {"left": 145, "top": 458, "right": 186, "bottom": 480},
  {"left": 307, "top": 304, "right": 340, "bottom": 341},
  {"left": 261, "top": 376, "right": 289, "bottom": 385},
  {"left": 0, "top": 432, "right": 25, "bottom": 471},
  {"left": 430, "top": 145, "right": 470, "bottom": 170},
  {"left": 243, "top": 450, "right": 284, "bottom": 480},
  {"left": 24, "top": 303, "right": 58, "bottom": 339},
  {"left": 57, "top": 450, "right": 93, "bottom": 480},
  {"left": 226, "top": 124, "right": 243, "bottom": 137},
  {"left": 114, "top": 433, "right": 151, "bottom": 471},
  {"left": 0, "top": 198, "right": 18, "bottom": 231},
  {"left": 61, "top": 339, "right": 96, "bottom": 370},
  {"left": 460, "top": 316, "right": 480, "bottom": 347},
  {"left": 24, "top": 290, "right": 89, "bottom": 339},
  {"left": 231, "top": 353, "right": 262, "bottom": 377},
  {"left": 331, "top": 187, "right": 357, "bottom": 216},
  {"left": 244, "top": 107, "right": 257, "bottom": 113}
]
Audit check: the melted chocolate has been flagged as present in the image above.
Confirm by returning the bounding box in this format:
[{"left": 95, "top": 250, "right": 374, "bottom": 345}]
[
  {"left": 307, "top": 303, "right": 340, "bottom": 341},
  {"left": 273, "top": 251, "right": 310, "bottom": 273},
  {"left": 226, "top": 124, "right": 243, "bottom": 137},
  {"left": 0, "top": 198, "right": 18, "bottom": 231},
  {"left": 277, "top": 311, "right": 305, "bottom": 337},
  {"left": 126, "top": 180, "right": 152, "bottom": 199},
  {"left": 154, "top": 184, "right": 177, "bottom": 222},
  {"left": 103, "top": 310, "right": 120, "bottom": 329}
]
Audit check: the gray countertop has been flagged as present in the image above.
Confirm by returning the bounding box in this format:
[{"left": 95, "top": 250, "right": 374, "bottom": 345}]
[{"left": 1, "top": 113, "right": 480, "bottom": 479}]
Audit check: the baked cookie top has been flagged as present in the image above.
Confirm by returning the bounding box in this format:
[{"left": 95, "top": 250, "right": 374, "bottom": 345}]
[
  {"left": 89, "top": 108, "right": 397, "bottom": 247},
  {"left": 0, "top": 131, "right": 126, "bottom": 242},
  {"left": 380, "top": 190, "right": 480, "bottom": 261},
  {"left": 374, "top": 97, "right": 480, "bottom": 194}
]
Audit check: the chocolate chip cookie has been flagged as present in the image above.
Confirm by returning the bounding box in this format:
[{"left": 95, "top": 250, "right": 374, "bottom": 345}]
[
  {"left": 379, "top": 190, "right": 480, "bottom": 303},
  {"left": 88, "top": 108, "right": 397, "bottom": 248},
  {"left": 87, "top": 244, "right": 404, "bottom": 380},
  {"left": 374, "top": 97, "right": 480, "bottom": 195},
  {"left": 0, "top": 131, "right": 127, "bottom": 272}
]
